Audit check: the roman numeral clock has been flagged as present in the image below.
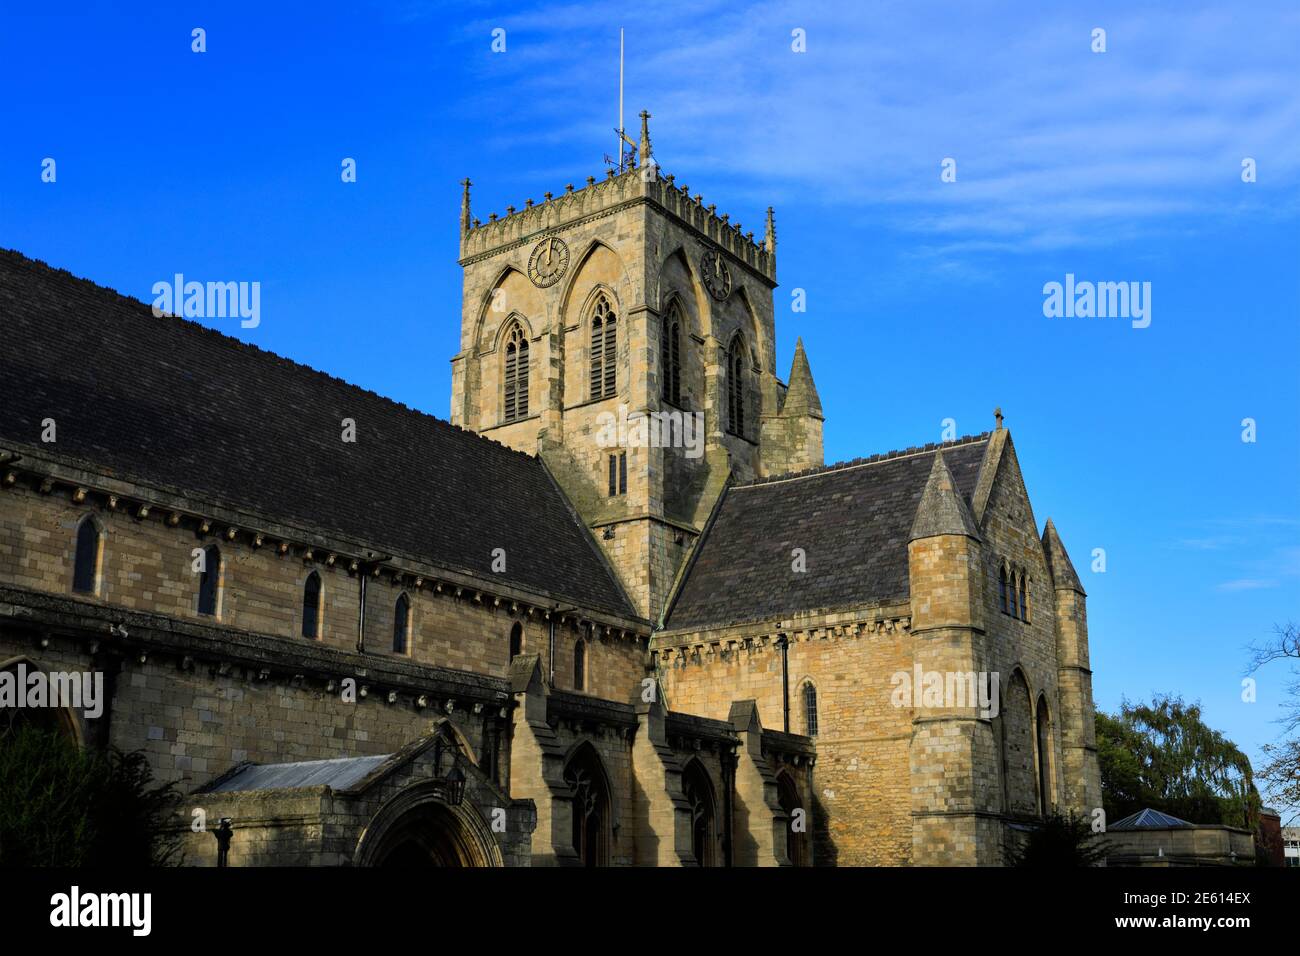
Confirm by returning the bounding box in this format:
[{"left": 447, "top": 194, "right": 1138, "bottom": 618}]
[{"left": 528, "top": 236, "right": 570, "bottom": 287}]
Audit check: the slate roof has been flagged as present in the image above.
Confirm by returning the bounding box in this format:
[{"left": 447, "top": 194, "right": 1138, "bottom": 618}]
[
  {"left": 665, "top": 436, "right": 989, "bottom": 630},
  {"left": 0, "top": 249, "right": 636, "bottom": 619},
  {"left": 1109, "top": 808, "right": 1195, "bottom": 830},
  {"left": 203, "top": 754, "right": 390, "bottom": 793}
]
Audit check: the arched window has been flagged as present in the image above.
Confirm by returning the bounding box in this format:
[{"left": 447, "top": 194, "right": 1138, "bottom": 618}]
[
  {"left": 681, "top": 760, "right": 717, "bottom": 866},
  {"left": 72, "top": 515, "right": 102, "bottom": 595},
  {"left": 197, "top": 545, "right": 221, "bottom": 617},
  {"left": 661, "top": 307, "right": 681, "bottom": 405},
  {"left": 563, "top": 743, "right": 612, "bottom": 866},
  {"left": 393, "top": 593, "right": 411, "bottom": 655},
  {"left": 503, "top": 321, "right": 529, "bottom": 423},
  {"left": 1008, "top": 570, "right": 1020, "bottom": 619},
  {"left": 509, "top": 621, "right": 523, "bottom": 661},
  {"left": 777, "top": 772, "right": 809, "bottom": 866},
  {"left": 1001, "top": 670, "right": 1037, "bottom": 816},
  {"left": 727, "top": 336, "right": 746, "bottom": 436},
  {"left": 302, "top": 571, "right": 322, "bottom": 639},
  {"left": 802, "top": 681, "right": 819, "bottom": 737},
  {"left": 1036, "top": 697, "right": 1052, "bottom": 815},
  {"left": 573, "top": 639, "right": 587, "bottom": 691},
  {"left": 1019, "top": 575, "right": 1029, "bottom": 622},
  {"left": 589, "top": 293, "right": 617, "bottom": 400},
  {"left": 998, "top": 566, "right": 1010, "bottom": 614}
]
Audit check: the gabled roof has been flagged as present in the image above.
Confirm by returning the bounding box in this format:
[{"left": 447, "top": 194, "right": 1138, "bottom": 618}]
[
  {"left": 1109, "top": 808, "right": 1194, "bottom": 830},
  {"left": 664, "top": 435, "right": 989, "bottom": 631},
  {"left": 0, "top": 249, "right": 636, "bottom": 620}
]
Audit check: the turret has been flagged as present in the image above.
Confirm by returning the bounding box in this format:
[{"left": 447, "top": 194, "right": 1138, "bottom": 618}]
[
  {"left": 762, "top": 338, "right": 824, "bottom": 475},
  {"left": 906, "top": 451, "right": 1000, "bottom": 864},
  {"left": 1041, "top": 518, "right": 1102, "bottom": 816}
]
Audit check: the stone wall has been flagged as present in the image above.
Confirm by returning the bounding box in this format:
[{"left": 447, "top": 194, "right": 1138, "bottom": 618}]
[
  {"left": 657, "top": 604, "right": 913, "bottom": 865},
  {"left": 0, "top": 480, "right": 647, "bottom": 706}
]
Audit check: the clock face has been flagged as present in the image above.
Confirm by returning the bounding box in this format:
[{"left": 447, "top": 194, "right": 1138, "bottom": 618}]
[
  {"left": 527, "top": 236, "right": 570, "bottom": 288},
  {"left": 700, "top": 248, "right": 731, "bottom": 301}
]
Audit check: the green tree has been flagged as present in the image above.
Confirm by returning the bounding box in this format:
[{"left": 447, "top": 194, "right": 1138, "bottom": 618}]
[
  {"left": 0, "top": 726, "right": 182, "bottom": 867},
  {"left": 1094, "top": 694, "right": 1259, "bottom": 828}
]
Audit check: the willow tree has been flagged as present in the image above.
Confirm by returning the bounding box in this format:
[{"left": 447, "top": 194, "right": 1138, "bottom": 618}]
[{"left": 1095, "top": 694, "right": 1259, "bottom": 828}]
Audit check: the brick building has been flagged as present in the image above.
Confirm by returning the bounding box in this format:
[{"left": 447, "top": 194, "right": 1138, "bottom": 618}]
[{"left": 0, "top": 117, "right": 1099, "bottom": 865}]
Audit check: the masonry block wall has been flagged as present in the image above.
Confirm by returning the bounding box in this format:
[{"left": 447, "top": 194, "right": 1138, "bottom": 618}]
[
  {"left": 976, "top": 439, "right": 1072, "bottom": 820},
  {"left": 657, "top": 604, "right": 914, "bottom": 866},
  {"left": 0, "top": 481, "right": 647, "bottom": 703}
]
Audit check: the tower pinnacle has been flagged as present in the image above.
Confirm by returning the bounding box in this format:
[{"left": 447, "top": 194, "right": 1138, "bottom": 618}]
[{"left": 638, "top": 110, "right": 653, "bottom": 166}]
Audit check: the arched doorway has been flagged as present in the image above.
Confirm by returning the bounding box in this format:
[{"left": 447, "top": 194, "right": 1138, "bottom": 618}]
[
  {"left": 776, "top": 772, "right": 809, "bottom": 866},
  {"left": 354, "top": 781, "right": 502, "bottom": 868},
  {"left": 563, "top": 742, "right": 612, "bottom": 866},
  {"left": 370, "top": 802, "right": 479, "bottom": 867}
]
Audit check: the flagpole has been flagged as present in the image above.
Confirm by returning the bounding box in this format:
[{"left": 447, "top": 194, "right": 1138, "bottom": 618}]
[{"left": 618, "top": 28, "right": 625, "bottom": 172}]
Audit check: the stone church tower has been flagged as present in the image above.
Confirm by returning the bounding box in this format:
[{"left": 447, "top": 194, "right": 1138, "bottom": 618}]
[{"left": 450, "top": 113, "right": 823, "bottom": 620}]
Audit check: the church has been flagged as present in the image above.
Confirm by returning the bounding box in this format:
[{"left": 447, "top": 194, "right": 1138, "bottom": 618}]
[{"left": 0, "top": 115, "right": 1101, "bottom": 866}]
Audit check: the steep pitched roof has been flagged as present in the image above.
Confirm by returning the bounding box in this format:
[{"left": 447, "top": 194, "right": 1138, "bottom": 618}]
[
  {"left": 781, "top": 337, "right": 822, "bottom": 419},
  {"left": 0, "top": 249, "right": 636, "bottom": 619},
  {"left": 665, "top": 436, "right": 989, "bottom": 630},
  {"left": 1042, "top": 518, "right": 1084, "bottom": 594},
  {"left": 908, "top": 450, "right": 979, "bottom": 542}
]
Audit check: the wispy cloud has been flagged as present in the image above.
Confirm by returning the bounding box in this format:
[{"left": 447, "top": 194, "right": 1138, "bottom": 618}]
[
  {"left": 1217, "top": 578, "right": 1278, "bottom": 592},
  {"left": 439, "top": 0, "right": 1300, "bottom": 257}
]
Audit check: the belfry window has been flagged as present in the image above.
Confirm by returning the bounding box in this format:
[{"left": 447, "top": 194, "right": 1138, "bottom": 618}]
[
  {"left": 509, "top": 621, "right": 523, "bottom": 661},
  {"left": 1019, "top": 575, "right": 1029, "bottom": 622},
  {"left": 302, "top": 571, "right": 322, "bottom": 639},
  {"left": 1008, "top": 571, "right": 1020, "bottom": 619},
  {"left": 662, "top": 308, "right": 681, "bottom": 405},
  {"left": 727, "top": 337, "right": 746, "bottom": 437},
  {"left": 999, "top": 566, "right": 1010, "bottom": 614},
  {"left": 589, "top": 294, "right": 617, "bottom": 400},
  {"left": 393, "top": 593, "right": 411, "bottom": 655},
  {"left": 72, "top": 515, "right": 101, "bottom": 595},
  {"left": 503, "top": 321, "right": 529, "bottom": 423},
  {"left": 607, "top": 452, "right": 626, "bottom": 496},
  {"left": 197, "top": 545, "right": 221, "bottom": 617}
]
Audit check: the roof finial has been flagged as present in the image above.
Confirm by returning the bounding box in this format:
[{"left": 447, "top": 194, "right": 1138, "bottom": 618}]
[
  {"left": 994, "top": 406, "right": 1004, "bottom": 431},
  {"left": 638, "top": 109, "right": 652, "bottom": 166},
  {"left": 460, "top": 178, "right": 472, "bottom": 235},
  {"left": 764, "top": 206, "right": 776, "bottom": 254}
]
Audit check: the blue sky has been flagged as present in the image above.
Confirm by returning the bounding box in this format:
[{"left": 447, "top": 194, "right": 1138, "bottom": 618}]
[{"left": 2, "top": 1, "right": 1298, "bottom": 817}]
